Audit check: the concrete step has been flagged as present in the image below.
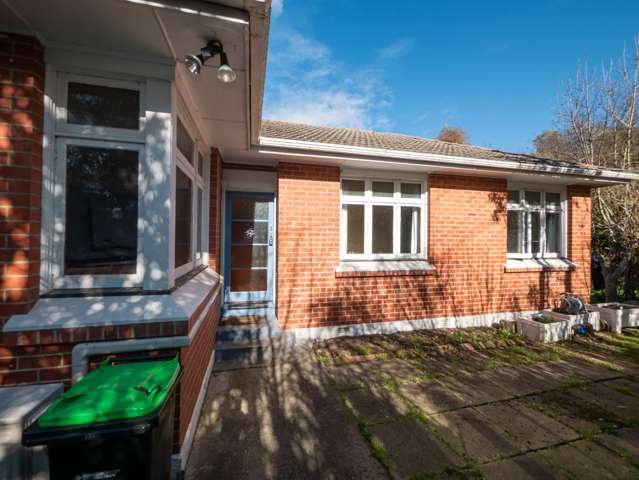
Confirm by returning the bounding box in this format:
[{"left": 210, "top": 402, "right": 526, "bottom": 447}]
[{"left": 213, "top": 345, "right": 274, "bottom": 371}]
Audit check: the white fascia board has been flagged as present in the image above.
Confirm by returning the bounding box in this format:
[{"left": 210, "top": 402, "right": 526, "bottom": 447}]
[
  {"left": 121, "top": 0, "right": 250, "bottom": 25},
  {"left": 258, "top": 136, "right": 639, "bottom": 183}
]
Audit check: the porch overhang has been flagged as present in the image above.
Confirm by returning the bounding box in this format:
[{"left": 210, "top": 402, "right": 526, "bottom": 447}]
[{"left": 0, "top": 0, "right": 270, "bottom": 151}]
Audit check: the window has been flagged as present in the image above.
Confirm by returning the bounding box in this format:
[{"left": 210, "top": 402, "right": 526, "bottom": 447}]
[
  {"left": 48, "top": 73, "right": 145, "bottom": 289},
  {"left": 341, "top": 177, "right": 426, "bottom": 259},
  {"left": 64, "top": 144, "right": 139, "bottom": 275},
  {"left": 507, "top": 189, "right": 563, "bottom": 258},
  {"left": 173, "top": 114, "right": 208, "bottom": 278}
]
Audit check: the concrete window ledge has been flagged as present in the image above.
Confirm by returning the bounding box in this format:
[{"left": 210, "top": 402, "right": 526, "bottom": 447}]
[
  {"left": 504, "top": 258, "right": 576, "bottom": 273},
  {"left": 335, "top": 260, "right": 436, "bottom": 278},
  {"left": 2, "top": 269, "right": 221, "bottom": 346}
]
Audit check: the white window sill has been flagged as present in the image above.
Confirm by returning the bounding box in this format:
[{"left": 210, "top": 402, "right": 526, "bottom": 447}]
[
  {"left": 335, "top": 260, "right": 436, "bottom": 277},
  {"left": 504, "top": 258, "right": 576, "bottom": 272},
  {"left": 3, "top": 269, "right": 221, "bottom": 333}
]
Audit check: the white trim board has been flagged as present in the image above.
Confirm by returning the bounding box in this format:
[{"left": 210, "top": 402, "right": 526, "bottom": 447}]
[
  {"left": 258, "top": 137, "right": 639, "bottom": 184},
  {"left": 282, "top": 310, "right": 537, "bottom": 343}
]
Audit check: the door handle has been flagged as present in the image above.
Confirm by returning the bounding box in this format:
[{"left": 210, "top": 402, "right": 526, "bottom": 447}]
[{"left": 268, "top": 226, "right": 273, "bottom": 246}]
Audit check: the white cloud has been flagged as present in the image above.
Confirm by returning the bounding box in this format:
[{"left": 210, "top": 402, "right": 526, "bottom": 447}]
[
  {"left": 376, "top": 37, "right": 416, "bottom": 60},
  {"left": 264, "top": 31, "right": 392, "bottom": 130},
  {"left": 271, "top": 0, "right": 283, "bottom": 18}
]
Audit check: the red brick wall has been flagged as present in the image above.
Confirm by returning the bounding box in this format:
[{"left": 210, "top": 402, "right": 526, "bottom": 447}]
[
  {"left": 0, "top": 34, "right": 44, "bottom": 329},
  {"left": 208, "top": 148, "right": 222, "bottom": 273},
  {"left": 276, "top": 163, "right": 592, "bottom": 329}
]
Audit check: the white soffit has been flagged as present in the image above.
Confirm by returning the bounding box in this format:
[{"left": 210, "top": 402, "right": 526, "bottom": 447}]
[{"left": 1, "top": 0, "right": 257, "bottom": 151}]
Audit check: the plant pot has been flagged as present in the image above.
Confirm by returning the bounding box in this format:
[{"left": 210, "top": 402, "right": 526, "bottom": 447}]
[
  {"left": 589, "top": 303, "right": 639, "bottom": 334},
  {"left": 541, "top": 309, "right": 601, "bottom": 331},
  {"left": 516, "top": 314, "right": 577, "bottom": 343}
]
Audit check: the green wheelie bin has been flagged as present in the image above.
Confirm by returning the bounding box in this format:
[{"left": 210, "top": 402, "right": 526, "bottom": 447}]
[{"left": 22, "top": 355, "right": 181, "bottom": 480}]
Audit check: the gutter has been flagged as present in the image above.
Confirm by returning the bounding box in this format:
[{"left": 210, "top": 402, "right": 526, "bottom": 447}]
[{"left": 258, "top": 136, "right": 639, "bottom": 183}]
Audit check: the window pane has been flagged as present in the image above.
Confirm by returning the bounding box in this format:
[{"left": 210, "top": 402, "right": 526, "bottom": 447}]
[
  {"left": 400, "top": 206, "right": 421, "bottom": 254},
  {"left": 231, "top": 245, "right": 268, "bottom": 268},
  {"left": 176, "top": 118, "right": 194, "bottom": 163},
  {"left": 530, "top": 211, "right": 541, "bottom": 255},
  {"left": 64, "top": 145, "right": 138, "bottom": 275},
  {"left": 372, "top": 181, "right": 394, "bottom": 197},
  {"left": 197, "top": 187, "right": 203, "bottom": 255},
  {"left": 546, "top": 192, "right": 561, "bottom": 209},
  {"left": 507, "top": 210, "right": 522, "bottom": 254},
  {"left": 231, "top": 222, "right": 268, "bottom": 244},
  {"left": 344, "top": 204, "right": 364, "bottom": 254},
  {"left": 546, "top": 212, "right": 560, "bottom": 253},
  {"left": 67, "top": 82, "right": 139, "bottom": 130},
  {"left": 401, "top": 183, "right": 421, "bottom": 199},
  {"left": 507, "top": 190, "right": 519, "bottom": 207},
  {"left": 372, "top": 205, "right": 393, "bottom": 254},
  {"left": 341, "top": 179, "right": 365, "bottom": 196},
  {"left": 175, "top": 168, "right": 192, "bottom": 268},
  {"left": 525, "top": 191, "right": 541, "bottom": 207},
  {"left": 230, "top": 269, "right": 267, "bottom": 292},
  {"left": 232, "top": 196, "right": 269, "bottom": 220}
]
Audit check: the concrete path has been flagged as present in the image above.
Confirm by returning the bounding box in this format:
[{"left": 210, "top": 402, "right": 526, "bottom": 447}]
[
  {"left": 185, "top": 350, "right": 387, "bottom": 479},
  {"left": 186, "top": 330, "right": 639, "bottom": 479}
]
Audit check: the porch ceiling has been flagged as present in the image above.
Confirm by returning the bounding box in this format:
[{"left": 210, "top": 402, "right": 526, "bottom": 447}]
[{"left": 0, "top": 0, "right": 270, "bottom": 150}]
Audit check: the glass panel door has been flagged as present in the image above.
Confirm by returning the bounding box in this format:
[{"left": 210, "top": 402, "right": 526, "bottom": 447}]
[{"left": 224, "top": 192, "right": 274, "bottom": 303}]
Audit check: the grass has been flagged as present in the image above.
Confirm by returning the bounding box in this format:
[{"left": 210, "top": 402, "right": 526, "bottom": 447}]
[{"left": 533, "top": 315, "right": 561, "bottom": 324}]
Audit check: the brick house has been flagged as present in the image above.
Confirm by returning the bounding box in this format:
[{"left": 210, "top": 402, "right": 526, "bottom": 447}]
[{"left": 1, "top": 0, "right": 638, "bottom": 472}]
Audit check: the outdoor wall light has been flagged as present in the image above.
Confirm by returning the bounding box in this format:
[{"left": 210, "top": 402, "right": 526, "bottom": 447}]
[{"left": 184, "top": 40, "right": 237, "bottom": 84}]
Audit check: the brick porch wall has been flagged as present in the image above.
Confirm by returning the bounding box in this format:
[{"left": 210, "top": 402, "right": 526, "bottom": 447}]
[
  {"left": 0, "top": 33, "right": 44, "bottom": 330},
  {"left": 276, "top": 162, "right": 592, "bottom": 329}
]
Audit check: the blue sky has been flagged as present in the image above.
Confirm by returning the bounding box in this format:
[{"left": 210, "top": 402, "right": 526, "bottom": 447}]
[{"left": 263, "top": 0, "right": 639, "bottom": 153}]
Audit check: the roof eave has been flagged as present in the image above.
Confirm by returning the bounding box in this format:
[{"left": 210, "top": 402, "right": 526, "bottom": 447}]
[{"left": 257, "top": 136, "right": 639, "bottom": 184}]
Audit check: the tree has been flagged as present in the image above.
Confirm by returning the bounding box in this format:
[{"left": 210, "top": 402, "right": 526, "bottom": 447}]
[
  {"left": 437, "top": 126, "right": 468, "bottom": 144},
  {"left": 533, "top": 38, "right": 639, "bottom": 301}
]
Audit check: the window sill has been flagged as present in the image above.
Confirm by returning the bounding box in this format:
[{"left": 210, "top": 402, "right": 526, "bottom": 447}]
[
  {"left": 335, "top": 260, "right": 436, "bottom": 278},
  {"left": 504, "top": 258, "right": 576, "bottom": 273},
  {"left": 2, "top": 269, "right": 221, "bottom": 344}
]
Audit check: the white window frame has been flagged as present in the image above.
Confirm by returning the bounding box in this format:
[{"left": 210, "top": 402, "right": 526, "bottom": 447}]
[
  {"left": 46, "top": 70, "right": 147, "bottom": 290},
  {"left": 55, "top": 72, "right": 146, "bottom": 143},
  {"left": 506, "top": 186, "right": 566, "bottom": 260},
  {"left": 173, "top": 111, "right": 209, "bottom": 280},
  {"left": 340, "top": 176, "right": 427, "bottom": 261},
  {"left": 52, "top": 138, "right": 145, "bottom": 289}
]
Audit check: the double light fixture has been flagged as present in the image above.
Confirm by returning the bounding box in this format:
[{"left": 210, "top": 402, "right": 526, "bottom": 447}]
[{"left": 184, "top": 40, "right": 237, "bottom": 84}]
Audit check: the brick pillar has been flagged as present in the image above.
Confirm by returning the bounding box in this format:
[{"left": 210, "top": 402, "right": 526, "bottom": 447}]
[
  {"left": 208, "top": 148, "right": 222, "bottom": 273},
  {"left": 0, "top": 33, "right": 44, "bottom": 329},
  {"left": 567, "top": 185, "right": 592, "bottom": 301}
]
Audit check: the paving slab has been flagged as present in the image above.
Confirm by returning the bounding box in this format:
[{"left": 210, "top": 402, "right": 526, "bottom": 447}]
[
  {"left": 560, "top": 357, "right": 624, "bottom": 381},
  {"left": 542, "top": 440, "right": 638, "bottom": 480},
  {"left": 325, "top": 358, "right": 424, "bottom": 390},
  {"left": 475, "top": 401, "right": 579, "bottom": 451},
  {"left": 439, "top": 372, "right": 512, "bottom": 405},
  {"left": 186, "top": 361, "right": 387, "bottom": 480},
  {"left": 369, "top": 417, "right": 463, "bottom": 479},
  {"left": 604, "top": 377, "right": 639, "bottom": 398},
  {"left": 567, "top": 383, "right": 639, "bottom": 423},
  {"left": 523, "top": 390, "right": 625, "bottom": 435},
  {"left": 596, "top": 426, "right": 639, "bottom": 465},
  {"left": 475, "top": 366, "right": 549, "bottom": 396},
  {"left": 411, "top": 356, "right": 464, "bottom": 377},
  {"left": 396, "top": 380, "right": 468, "bottom": 414},
  {"left": 479, "top": 451, "right": 561, "bottom": 480},
  {"left": 342, "top": 384, "right": 411, "bottom": 424},
  {"left": 429, "top": 407, "right": 520, "bottom": 462}
]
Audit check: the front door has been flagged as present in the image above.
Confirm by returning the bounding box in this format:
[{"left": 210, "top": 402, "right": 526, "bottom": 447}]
[{"left": 224, "top": 192, "right": 274, "bottom": 304}]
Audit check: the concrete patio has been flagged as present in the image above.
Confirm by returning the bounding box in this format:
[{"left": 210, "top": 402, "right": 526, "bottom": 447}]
[{"left": 186, "top": 327, "right": 639, "bottom": 479}]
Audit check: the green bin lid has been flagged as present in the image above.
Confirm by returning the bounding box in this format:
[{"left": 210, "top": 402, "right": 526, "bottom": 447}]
[{"left": 38, "top": 356, "right": 180, "bottom": 428}]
